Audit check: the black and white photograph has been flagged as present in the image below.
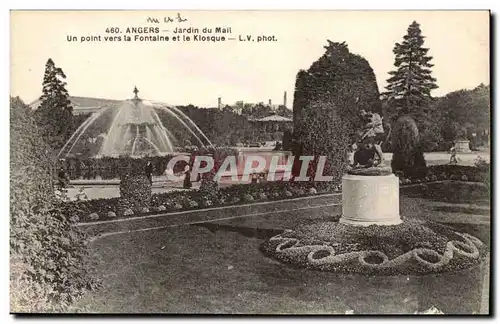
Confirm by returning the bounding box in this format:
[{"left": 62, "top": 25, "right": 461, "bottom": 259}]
[{"left": 9, "top": 9, "right": 491, "bottom": 315}]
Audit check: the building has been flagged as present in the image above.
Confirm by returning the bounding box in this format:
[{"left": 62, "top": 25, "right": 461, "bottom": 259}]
[
  {"left": 29, "top": 96, "right": 123, "bottom": 115},
  {"left": 28, "top": 96, "right": 176, "bottom": 115},
  {"left": 248, "top": 114, "right": 293, "bottom": 142}
]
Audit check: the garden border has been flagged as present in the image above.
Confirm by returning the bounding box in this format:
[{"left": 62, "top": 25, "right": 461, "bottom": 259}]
[
  {"left": 75, "top": 192, "right": 338, "bottom": 227},
  {"left": 76, "top": 180, "right": 487, "bottom": 229}
]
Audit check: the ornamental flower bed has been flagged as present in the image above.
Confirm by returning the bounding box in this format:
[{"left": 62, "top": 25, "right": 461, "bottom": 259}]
[
  {"left": 62, "top": 164, "right": 488, "bottom": 223},
  {"left": 261, "top": 219, "right": 489, "bottom": 275}
]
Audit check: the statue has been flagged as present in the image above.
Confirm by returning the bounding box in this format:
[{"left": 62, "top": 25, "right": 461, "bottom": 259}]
[{"left": 348, "top": 110, "right": 392, "bottom": 176}]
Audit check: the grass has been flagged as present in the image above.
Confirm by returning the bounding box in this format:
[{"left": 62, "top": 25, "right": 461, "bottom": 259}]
[{"left": 69, "top": 181, "right": 490, "bottom": 314}]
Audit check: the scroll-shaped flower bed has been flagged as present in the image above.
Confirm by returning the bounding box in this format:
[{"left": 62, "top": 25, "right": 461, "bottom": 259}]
[{"left": 261, "top": 219, "right": 488, "bottom": 275}]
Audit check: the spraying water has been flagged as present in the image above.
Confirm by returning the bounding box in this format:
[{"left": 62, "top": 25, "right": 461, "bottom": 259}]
[{"left": 58, "top": 87, "right": 212, "bottom": 158}]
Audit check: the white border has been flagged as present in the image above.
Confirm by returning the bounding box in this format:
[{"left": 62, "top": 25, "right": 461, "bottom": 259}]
[{"left": 3, "top": 1, "right": 497, "bottom": 323}]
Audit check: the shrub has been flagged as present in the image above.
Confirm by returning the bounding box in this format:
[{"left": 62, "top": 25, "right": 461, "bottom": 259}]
[
  {"left": 473, "top": 156, "right": 490, "bottom": 189},
  {"left": 292, "top": 41, "right": 381, "bottom": 184},
  {"left": 243, "top": 194, "right": 255, "bottom": 202},
  {"left": 119, "top": 167, "right": 152, "bottom": 212},
  {"left": 10, "top": 97, "right": 99, "bottom": 312},
  {"left": 186, "top": 199, "right": 199, "bottom": 208},
  {"left": 391, "top": 116, "right": 427, "bottom": 178},
  {"left": 200, "top": 174, "right": 219, "bottom": 201}
]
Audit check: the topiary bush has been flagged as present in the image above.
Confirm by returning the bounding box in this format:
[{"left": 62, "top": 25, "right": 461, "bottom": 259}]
[
  {"left": 391, "top": 116, "right": 427, "bottom": 178},
  {"left": 10, "top": 97, "right": 99, "bottom": 312},
  {"left": 292, "top": 40, "right": 381, "bottom": 184},
  {"left": 119, "top": 165, "right": 152, "bottom": 213},
  {"left": 200, "top": 172, "right": 219, "bottom": 202}
]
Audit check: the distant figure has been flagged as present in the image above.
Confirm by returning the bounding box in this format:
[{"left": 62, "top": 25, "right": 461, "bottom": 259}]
[
  {"left": 183, "top": 166, "right": 192, "bottom": 189},
  {"left": 57, "top": 167, "right": 69, "bottom": 189},
  {"left": 145, "top": 161, "right": 153, "bottom": 184},
  {"left": 251, "top": 171, "right": 259, "bottom": 184},
  {"left": 449, "top": 145, "right": 458, "bottom": 165}
]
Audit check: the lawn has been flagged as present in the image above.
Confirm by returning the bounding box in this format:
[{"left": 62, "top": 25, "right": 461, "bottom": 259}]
[{"left": 71, "top": 181, "right": 490, "bottom": 314}]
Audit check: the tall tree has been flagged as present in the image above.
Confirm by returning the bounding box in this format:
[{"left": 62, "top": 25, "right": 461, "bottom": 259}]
[
  {"left": 36, "top": 58, "right": 74, "bottom": 152},
  {"left": 385, "top": 21, "right": 438, "bottom": 121},
  {"left": 291, "top": 40, "right": 382, "bottom": 180}
]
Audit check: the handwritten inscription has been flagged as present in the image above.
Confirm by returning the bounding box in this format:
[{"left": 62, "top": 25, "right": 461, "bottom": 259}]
[{"left": 146, "top": 13, "right": 188, "bottom": 24}]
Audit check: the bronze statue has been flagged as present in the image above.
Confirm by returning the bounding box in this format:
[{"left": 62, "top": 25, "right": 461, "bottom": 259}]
[
  {"left": 352, "top": 110, "right": 385, "bottom": 167},
  {"left": 348, "top": 109, "right": 392, "bottom": 176}
]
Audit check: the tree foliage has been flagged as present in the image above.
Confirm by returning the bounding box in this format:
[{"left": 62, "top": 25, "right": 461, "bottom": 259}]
[
  {"left": 156, "top": 104, "right": 290, "bottom": 146},
  {"left": 436, "top": 84, "right": 490, "bottom": 145},
  {"left": 384, "top": 21, "right": 438, "bottom": 121},
  {"left": 35, "top": 58, "right": 74, "bottom": 152},
  {"left": 10, "top": 97, "right": 98, "bottom": 312},
  {"left": 291, "top": 40, "right": 381, "bottom": 180},
  {"left": 294, "top": 41, "right": 381, "bottom": 130}
]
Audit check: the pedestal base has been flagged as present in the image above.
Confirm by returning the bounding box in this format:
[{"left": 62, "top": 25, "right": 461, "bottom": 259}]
[
  {"left": 340, "top": 173, "right": 401, "bottom": 226},
  {"left": 455, "top": 140, "right": 471, "bottom": 153}
]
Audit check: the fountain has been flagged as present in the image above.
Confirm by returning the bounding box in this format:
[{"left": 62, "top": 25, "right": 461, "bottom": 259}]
[{"left": 58, "top": 87, "right": 213, "bottom": 158}]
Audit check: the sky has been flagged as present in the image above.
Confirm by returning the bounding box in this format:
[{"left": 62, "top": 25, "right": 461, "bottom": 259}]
[{"left": 10, "top": 10, "right": 490, "bottom": 108}]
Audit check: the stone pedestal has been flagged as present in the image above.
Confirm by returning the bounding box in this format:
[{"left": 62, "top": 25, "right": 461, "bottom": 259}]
[
  {"left": 455, "top": 140, "right": 471, "bottom": 153},
  {"left": 340, "top": 173, "right": 401, "bottom": 226}
]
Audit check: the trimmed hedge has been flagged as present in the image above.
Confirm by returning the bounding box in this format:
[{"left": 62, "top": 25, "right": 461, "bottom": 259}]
[
  {"left": 59, "top": 147, "right": 240, "bottom": 180},
  {"left": 10, "top": 97, "right": 99, "bottom": 312},
  {"left": 119, "top": 173, "right": 152, "bottom": 213}
]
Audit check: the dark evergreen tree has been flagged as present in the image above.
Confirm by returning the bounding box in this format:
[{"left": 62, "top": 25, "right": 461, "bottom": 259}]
[
  {"left": 281, "top": 128, "right": 293, "bottom": 151},
  {"left": 384, "top": 21, "right": 438, "bottom": 121},
  {"left": 35, "top": 58, "right": 74, "bottom": 152},
  {"left": 291, "top": 40, "right": 382, "bottom": 180}
]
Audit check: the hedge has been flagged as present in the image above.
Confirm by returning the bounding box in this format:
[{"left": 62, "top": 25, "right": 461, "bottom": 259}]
[{"left": 10, "top": 97, "right": 99, "bottom": 312}]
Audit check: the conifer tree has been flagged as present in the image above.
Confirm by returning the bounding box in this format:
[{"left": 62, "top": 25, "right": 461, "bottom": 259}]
[
  {"left": 36, "top": 58, "right": 73, "bottom": 152},
  {"left": 385, "top": 21, "right": 438, "bottom": 121}
]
